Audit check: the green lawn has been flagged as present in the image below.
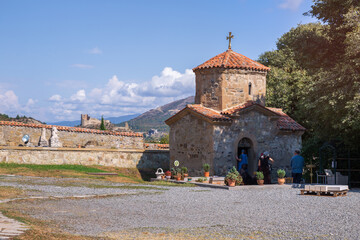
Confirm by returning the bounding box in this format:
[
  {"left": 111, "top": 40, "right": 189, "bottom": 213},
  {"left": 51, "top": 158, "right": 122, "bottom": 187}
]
[{"left": 0, "top": 163, "right": 107, "bottom": 173}]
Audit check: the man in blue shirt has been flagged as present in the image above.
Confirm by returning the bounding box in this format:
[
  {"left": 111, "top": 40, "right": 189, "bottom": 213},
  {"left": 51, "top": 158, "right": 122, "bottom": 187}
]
[
  {"left": 290, "top": 150, "right": 304, "bottom": 183},
  {"left": 236, "top": 149, "right": 248, "bottom": 172}
]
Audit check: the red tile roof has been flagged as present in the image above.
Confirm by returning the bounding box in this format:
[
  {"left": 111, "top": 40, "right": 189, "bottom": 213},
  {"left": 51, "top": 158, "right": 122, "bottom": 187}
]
[
  {"left": 168, "top": 102, "right": 305, "bottom": 132},
  {"left": 165, "top": 104, "right": 232, "bottom": 125},
  {"left": 144, "top": 143, "right": 169, "bottom": 150},
  {"left": 220, "top": 101, "right": 258, "bottom": 115},
  {"left": 221, "top": 101, "right": 305, "bottom": 131},
  {"left": 187, "top": 105, "right": 232, "bottom": 122},
  {"left": 0, "top": 121, "right": 143, "bottom": 137},
  {"left": 267, "top": 108, "right": 306, "bottom": 131},
  {"left": 193, "top": 49, "right": 270, "bottom": 72}
]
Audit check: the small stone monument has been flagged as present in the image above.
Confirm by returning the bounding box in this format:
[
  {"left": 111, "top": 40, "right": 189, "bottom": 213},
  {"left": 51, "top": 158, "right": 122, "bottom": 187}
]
[
  {"left": 49, "top": 127, "right": 62, "bottom": 147},
  {"left": 38, "top": 128, "right": 49, "bottom": 147}
]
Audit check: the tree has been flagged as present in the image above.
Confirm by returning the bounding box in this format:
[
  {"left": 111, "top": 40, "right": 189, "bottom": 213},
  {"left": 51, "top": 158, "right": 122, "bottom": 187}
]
[
  {"left": 160, "top": 134, "right": 169, "bottom": 144},
  {"left": 100, "top": 116, "right": 106, "bottom": 130},
  {"left": 258, "top": 24, "right": 319, "bottom": 124},
  {"left": 259, "top": 1, "right": 360, "bottom": 154}
]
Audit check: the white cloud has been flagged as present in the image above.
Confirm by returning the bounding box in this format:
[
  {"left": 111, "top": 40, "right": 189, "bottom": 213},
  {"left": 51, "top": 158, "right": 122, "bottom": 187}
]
[
  {"left": 0, "top": 90, "right": 20, "bottom": 112},
  {"left": 26, "top": 98, "right": 35, "bottom": 106},
  {"left": 0, "top": 89, "right": 39, "bottom": 117},
  {"left": 279, "top": 0, "right": 303, "bottom": 11},
  {"left": 49, "top": 67, "right": 195, "bottom": 121},
  {"left": 71, "top": 64, "right": 94, "bottom": 69},
  {"left": 49, "top": 94, "right": 62, "bottom": 101},
  {"left": 23, "top": 98, "right": 36, "bottom": 112},
  {"left": 88, "top": 47, "right": 102, "bottom": 54},
  {"left": 70, "top": 90, "right": 86, "bottom": 102}
]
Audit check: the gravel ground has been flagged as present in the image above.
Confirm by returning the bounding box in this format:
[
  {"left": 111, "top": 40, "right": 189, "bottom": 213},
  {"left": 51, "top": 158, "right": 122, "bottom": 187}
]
[{"left": 1, "top": 175, "right": 360, "bottom": 239}]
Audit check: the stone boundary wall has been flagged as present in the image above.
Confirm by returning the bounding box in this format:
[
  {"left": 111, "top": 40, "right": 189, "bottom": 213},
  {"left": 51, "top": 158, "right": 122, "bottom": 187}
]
[
  {"left": 0, "top": 146, "right": 169, "bottom": 170},
  {"left": 0, "top": 121, "right": 143, "bottom": 149}
]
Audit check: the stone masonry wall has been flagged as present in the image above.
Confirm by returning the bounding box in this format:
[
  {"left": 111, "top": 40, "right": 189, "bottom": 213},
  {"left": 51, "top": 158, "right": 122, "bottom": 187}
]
[
  {"left": 169, "top": 114, "right": 214, "bottom": 176},
  {"left": 0, "top": 124, "right": 143, "bottom": 149},
  {"left": 0, "top": 147, "right": 169, "bottom": 170},
  {"left": 195, "top": 68, "right": 223, "bottom": 111},
  {"left": 213, "top": 110, "right": 302, "bottom": 177},
  {"left": 195, "top": 68, "right": 267, "bottom": 111},
  {"left": 222, "top": 69, "right": 266, "bottom": 109}
]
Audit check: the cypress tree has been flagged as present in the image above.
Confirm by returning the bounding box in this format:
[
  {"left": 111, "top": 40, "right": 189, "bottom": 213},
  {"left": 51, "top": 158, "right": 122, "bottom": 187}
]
[{"left": 100, "top": 115, "right": 106, "bottom": 130}]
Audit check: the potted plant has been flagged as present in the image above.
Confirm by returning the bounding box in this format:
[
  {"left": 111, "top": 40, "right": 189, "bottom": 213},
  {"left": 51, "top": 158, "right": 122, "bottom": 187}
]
[
  {"left": 224, "top": 167, "right": 243, "bottom": 187},
  {"left": 225, "top": 173, "right": 237, "bottom": 187},
  {"left": 181, "top": 167, "right": 188, "bottom": 180},
  {"left": 171, "top": 168, "right": 182, "bottom": 181},
  {"left": 203, "top": 163, "right": 210, "bottom": 177},
  {"left": 256, "top": 171, "right": 264, "bottom": 185},
  {"left": 277, "top": 169, "right": 286, "bottom": 185},
  {"left": 165, "top": 170, "right": 171, "bottom": 179}
]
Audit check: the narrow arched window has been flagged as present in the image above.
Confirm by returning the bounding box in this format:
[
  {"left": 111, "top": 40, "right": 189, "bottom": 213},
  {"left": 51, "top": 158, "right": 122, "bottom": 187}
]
[{"left": 248, "top": 82, "right": 252, "bottom": 95}]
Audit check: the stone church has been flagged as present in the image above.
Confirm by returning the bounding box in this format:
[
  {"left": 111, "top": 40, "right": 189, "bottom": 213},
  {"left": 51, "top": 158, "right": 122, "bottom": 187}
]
[{"left": 165, "top": 37, "right": 305, "bottom": 176}]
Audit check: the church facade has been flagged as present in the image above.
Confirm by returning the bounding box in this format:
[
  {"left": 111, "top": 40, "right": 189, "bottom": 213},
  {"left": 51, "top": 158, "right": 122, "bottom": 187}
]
[{"left": 165, "top": 45, "right": 305, "bottom": 177}]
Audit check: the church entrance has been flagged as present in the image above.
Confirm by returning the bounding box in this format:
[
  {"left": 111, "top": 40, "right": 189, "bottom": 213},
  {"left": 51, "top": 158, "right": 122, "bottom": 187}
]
[{"left": 237, "top": 138, "right": 256, "bottom": 176}]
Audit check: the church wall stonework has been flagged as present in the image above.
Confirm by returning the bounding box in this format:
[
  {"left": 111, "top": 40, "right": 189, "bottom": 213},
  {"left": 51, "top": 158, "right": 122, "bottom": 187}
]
[
  {"left": 195, "top": 68, "right": 266, "bottom": 111},
  {"left": 212, "top": 111, "right": 302, "bottom": 178},
  {"left": 213, "top": 111, "right": 278, "bottom": 176},
  {"left": 195, "top": 68, "right": 223, "bottom": 111},
  {"left": 169, "top": 114, "right": 215, "bottom": 176},
  {"left": 222, "top": 69, "right": 266, "bottom": 109}
]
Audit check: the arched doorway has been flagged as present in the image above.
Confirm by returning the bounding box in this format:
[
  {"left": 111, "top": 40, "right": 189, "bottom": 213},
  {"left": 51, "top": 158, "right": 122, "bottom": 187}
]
[{"left": 237, "top": 138, "right": 256, "bottom": 175}]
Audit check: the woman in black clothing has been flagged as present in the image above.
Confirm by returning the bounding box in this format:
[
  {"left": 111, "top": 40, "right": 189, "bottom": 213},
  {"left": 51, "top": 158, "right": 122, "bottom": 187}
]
[{"left": 258, "top": 151, "right": 274, "bottom": 184}]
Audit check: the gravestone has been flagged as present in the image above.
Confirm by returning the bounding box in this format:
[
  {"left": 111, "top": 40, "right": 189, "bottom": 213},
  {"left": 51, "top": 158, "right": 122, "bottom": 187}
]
[
  {"left": 49, "top": 127, "right": 62, "bottom": 147},
  {"left": 38, "top": 128, "right": 49, "bottom": 147}
]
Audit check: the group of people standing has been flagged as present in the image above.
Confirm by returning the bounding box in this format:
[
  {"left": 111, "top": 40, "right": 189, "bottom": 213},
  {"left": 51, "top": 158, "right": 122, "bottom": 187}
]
[{"left": 236, "top": 149, "right": 304, "bottom": 184}]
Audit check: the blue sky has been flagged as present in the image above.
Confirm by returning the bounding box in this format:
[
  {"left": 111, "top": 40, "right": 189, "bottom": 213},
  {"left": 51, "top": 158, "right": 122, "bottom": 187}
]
[{"left": 0, "top": 0, "right": 315, "bottom": 122}]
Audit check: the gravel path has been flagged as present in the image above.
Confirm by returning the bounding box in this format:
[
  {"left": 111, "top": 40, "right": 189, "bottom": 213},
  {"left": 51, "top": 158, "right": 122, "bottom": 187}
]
[{"left": 1, "top": 175, "right": 359, "bottom": 239}]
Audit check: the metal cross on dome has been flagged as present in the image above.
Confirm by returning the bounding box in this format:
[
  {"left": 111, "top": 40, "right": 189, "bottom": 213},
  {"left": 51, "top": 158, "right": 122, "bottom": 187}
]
[{"left": 226, "top": 32, "right": 234, "bottom": 50}]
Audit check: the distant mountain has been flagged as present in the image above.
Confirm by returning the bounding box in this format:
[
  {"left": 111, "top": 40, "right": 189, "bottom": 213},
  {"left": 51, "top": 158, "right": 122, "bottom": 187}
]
[
  {"left": 47, "top": 120, "right": 80, "bottom": 127},
  {"left": 48, "top": 114, "right": 140, "bottom": 127},
  {"left": 0, "top": 113, "right": 45, "bottom": 124},
  {"left": 105, "top": 114, "right": 140, "bottom": 124},
  {"left": 117, "top": 96, "right": 194, "bottom": 132}
]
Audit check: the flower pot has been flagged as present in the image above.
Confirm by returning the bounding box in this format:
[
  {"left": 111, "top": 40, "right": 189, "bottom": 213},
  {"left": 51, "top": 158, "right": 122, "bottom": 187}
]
[
  {"left": 227, "top": 179, "right": 236, "bottom": 187},
  {"left": 204, "top": 172, "right": 210, "bottom": 177},
  {"left": 257, "top": 179, "right": 264, "bottom": 185},
  {"left": 183, "top": 173, "right": 188, "bottom": 178},
  {"left": 165, "top": 176, "right": 171, "bottom": 179},
  {"left": 278, "top": 178, "right": 285, "bottom": 185},
  {"left": 175, "top": 175, "right": 181, "bottom": 181}
]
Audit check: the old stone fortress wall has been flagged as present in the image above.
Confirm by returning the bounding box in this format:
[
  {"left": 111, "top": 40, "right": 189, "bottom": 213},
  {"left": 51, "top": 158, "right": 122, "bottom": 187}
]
[
  {"left": 0, "top": 121, "right": 169, "bottom": 170},
  {"left": 0, "top": 121, "right": 143, "bottom": 149}
]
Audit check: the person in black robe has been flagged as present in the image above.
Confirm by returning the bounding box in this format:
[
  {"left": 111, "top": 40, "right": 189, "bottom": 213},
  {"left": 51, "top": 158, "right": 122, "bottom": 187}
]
[{"left": 258, "top": 151, "right": 274, "bottom": 184}]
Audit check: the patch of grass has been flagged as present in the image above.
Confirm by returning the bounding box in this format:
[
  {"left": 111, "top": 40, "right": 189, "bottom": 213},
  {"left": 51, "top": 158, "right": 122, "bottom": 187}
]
[
  {"left": 0, "top": 163, "right": 145, "bottom": 184},
  {"left": 0, "top": 186, "right": 26, "bottom": 200},
  {"left": 0, "top": 163, "right": 107, "bottom": 173}
]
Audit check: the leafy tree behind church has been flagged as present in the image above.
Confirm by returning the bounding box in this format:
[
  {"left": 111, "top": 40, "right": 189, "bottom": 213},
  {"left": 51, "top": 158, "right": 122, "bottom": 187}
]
[{"left": 258, "top": 0, "right": 360, "bottom": 156}]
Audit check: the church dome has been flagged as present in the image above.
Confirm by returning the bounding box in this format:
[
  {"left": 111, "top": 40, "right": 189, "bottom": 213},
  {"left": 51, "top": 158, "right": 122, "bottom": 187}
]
[{"left": 193, "top": 49, "right": 270, "bottom": 72}]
